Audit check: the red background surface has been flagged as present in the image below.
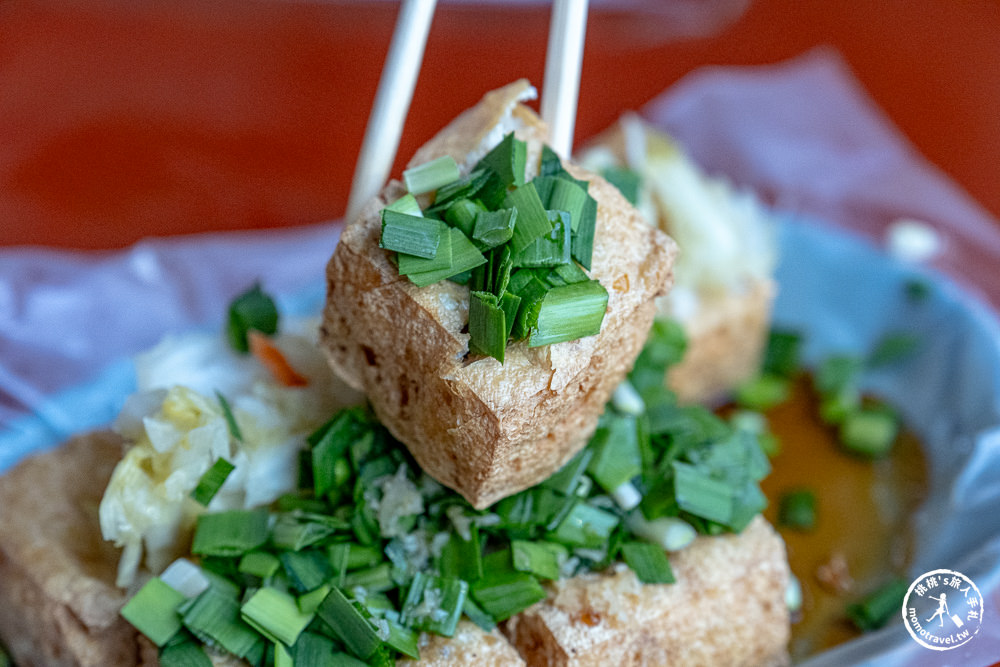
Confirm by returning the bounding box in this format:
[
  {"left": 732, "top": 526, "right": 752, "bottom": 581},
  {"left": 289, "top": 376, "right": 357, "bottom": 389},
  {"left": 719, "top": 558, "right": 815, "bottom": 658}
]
[{"left": 2, "top": 0, "right": 998, "bottom": 249}]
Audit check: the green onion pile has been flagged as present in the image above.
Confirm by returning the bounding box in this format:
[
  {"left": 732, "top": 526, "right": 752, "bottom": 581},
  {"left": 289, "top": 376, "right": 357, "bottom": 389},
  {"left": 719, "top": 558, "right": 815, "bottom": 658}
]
[
  {"left": 379, "top": 134, "right": 607, "bottom": 362},
  {"left": 121, "top": 320, "right": 772, "bottom": 666}
]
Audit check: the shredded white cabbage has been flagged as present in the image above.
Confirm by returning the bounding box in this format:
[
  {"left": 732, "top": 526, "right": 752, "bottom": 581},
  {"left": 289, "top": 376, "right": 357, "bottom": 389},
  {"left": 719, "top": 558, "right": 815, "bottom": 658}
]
[
  {"left": 99, "top": 320, "right": 363, "bottom": 588},
  {"left": 578, "top": 114, "right": 777, "bottom": 321}
]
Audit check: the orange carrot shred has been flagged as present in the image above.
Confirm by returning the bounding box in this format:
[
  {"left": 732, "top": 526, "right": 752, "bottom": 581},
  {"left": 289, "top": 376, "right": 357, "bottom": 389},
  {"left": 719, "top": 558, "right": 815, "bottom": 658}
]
[{"left": 248, "top": 330, "right": 308, "bottom": 387}]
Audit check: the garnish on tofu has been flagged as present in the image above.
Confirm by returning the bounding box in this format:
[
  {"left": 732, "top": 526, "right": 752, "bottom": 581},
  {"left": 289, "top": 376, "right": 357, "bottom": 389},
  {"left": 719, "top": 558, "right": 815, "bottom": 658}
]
[{"left": 379, "top": 134, "right": 607, "bottom": 363}]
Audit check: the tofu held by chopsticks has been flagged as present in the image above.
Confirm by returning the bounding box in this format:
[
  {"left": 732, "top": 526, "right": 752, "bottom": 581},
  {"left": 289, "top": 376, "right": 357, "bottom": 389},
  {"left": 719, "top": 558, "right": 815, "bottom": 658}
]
[{"left": 322, "top": 80, "right": 677, "bottom": 508}]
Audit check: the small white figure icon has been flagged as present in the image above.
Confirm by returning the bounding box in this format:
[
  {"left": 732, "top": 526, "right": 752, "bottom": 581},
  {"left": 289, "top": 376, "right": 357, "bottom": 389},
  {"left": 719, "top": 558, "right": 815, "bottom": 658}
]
[{"left": 926, "top": 593, "right": 949, "bottom": 628}]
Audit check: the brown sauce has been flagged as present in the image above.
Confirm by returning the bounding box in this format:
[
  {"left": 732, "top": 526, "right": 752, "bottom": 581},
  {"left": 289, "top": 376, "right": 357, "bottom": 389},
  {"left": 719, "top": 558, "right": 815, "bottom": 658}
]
[{"left": 755, "top": 375, "right": 928, "bottom": 659}]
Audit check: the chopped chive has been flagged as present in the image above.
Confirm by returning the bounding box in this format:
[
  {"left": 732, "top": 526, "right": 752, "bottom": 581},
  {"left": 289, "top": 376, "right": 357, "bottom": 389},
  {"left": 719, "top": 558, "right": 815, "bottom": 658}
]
[
  {"left": 539, "top": 144, "right": 564, "bottom": 177},
  {"left": 512, "top": 210, "right": 572, "bottom": 268},
  {"left": 671, "top": 461, "right": 734, "bottom": 525},
  {"left": 190, "top": 457, "right": 235, "bottom": 506},
  {"left": 506, "top": 182, "right": 554, "bottom": 253},
  {"left": 470, "top": 571, "right": 546, "bottom": 622},
  {"left": 763, "top": 330, "right": 803, "bottom": 378},
  {"left": 444, "top": 198, "right": 483, "bottom": 237},
  {"left": 298, "top": 584, "right": 331, "bottom": 615},
  {"left": 342, "top": 563, "right": 395, "bottom": 593},
  {"left": 546, "top": 177, "right": 587, "bottom": 232},
  {"left": 239, "top": 551, "right": 281, "bottom": 579},
  {"left": 469, "top": 291, "right": 507, "bottom": 362},
  {"left": 270, "top": 513, "right": 342, "bottom": 551},
  {"left": 472, "top": 208, "right": 517, "bottom": 249},
  {"left": 315, "top": 586, "right": 383, "bottom": 660},
  {"left": 550, "top": 260, "right": 590, "bottom": 285},
  {"left": 158, "top": 637, "right": 213, "bottom": 667},
  {"left": 401, "top": 572, "right": 468, "bottom": 637},
  {"left": 528, "top": 280, "right": 608, "bottom": 347},
  {"left": 405, "top": 228, "right": 486, "bottom": 287},
  {"left": 380, "top": 209, "right": 442, "bottom": 259},
  {"left": 814, "top": 355, "right": 863, "bottom": 397},
  {"left": 434, "top": 167, "right": 492, "bottom": 208},
  {"left": 511, "top": 540, "right": 567, "bottom": 580},
  {"left": 385, "top": 193, "right": 423, "bottom": 217},
  {"left": 403, "top": 155, "right": 461, "bottom": 195},
  {"left": 499, "top": 290, "right": 522, "bottom": 341},
  {"left": 397, "top": 221, "right": 452, "bottom": 275},
  {"left": 179, "top": 582, "right": 262, "bottom": 659},
  {"left": 241, "top": 587, "right": 314, "bottom": 647},
  {"left": 312, "top": 414, "right": 358, "bottom": 498},
  {"left": 541, "top": 447, "right": 594, "bottom": 496},
  {"left": 191, "top": 508, "right": 269, "bottom": 557},
  {"left": 587, "top": 414, "right": 642, "bottom": 494},
  {"left": 120, "top": 577, "right": 185, "bottom": 646},
  {"left": 383, "top": 620, "right": 420, "bottom": 659},
  {"left": 439, "top": 527, "right": 483, "bottom": 582},
  {"left": 778, "top": 489, "right": 817, "bottom": 531},
  {"left": 571, "top": 193, "right": 597, "bottom": 270},
  {"left": 214, "top": 391, "right": 243, "bottom": 443},
  {"left": 735, "top": 373, "right": 790, "bottom": 410},
  {"left": 839, "top": 405, "right": 898, "bottom": 458},
  {"left": 601, "top": 166, "right": 641, "bottom": 205},
  {"left": 281, "top": 550, "right": 334, "bottom": 593},
  {"left": 846, "top": 578, "right": 909, "bottom": 631},
  {"left": 621, "top": 541, "right": 675, "bottom": 584},
  {"left": 462, "top": 596, "right": 497, "bottom": 632},
  {"left": 227, "top": 283, "right": 279, "bottom": 353},
  {"left": 551, "top": 501, "right": 619, "bottom": 549},
  {"left": 477, "top": 133, "right": 527, "bottom": 187}
]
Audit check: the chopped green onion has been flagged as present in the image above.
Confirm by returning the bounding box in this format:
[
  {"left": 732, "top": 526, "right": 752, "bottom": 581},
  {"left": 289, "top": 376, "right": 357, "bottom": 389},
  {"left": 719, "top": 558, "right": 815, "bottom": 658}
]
[
  {"left": 297, "top": 584, "right": 331, "bottom": 615},
  {"left": 545, "top": 177, "right": 587, "bottom": 233},
  {"left": 528, "top": 280, "right": 608, "bottom": 347},
  {"left": 587, "top": 414, "right": 642, "bottom": 494},
  {"left": 735, "top": 373, "right": 790, "bottom": 410},
  {"left": 671, "top": 461, "right": 734, "bottom": 525},
  {"left": 626, "top": 514, "right": 696, "bottom": 552},
  {"left": 846, "top": 578, "right": 909, "bottom": 632},
  {"left": 315, "top": 586, "right": 383, "bottom": 660},
  {"left": 472, "top": 207, "right": 517, "bottom": 249},
  {"left": 383, "top": 620, "right": 420, "bottom": 659},
  {"left": 470, "top": 571, "right": 546, "bottom": 622},
  {"left": 839, "top": 405, "right": 898, "bottom": 458},
  {"left": 385, "top": 193, "right": 423, "bottom": 217},
  {"left": 601, "top": 166, "right": 641, "bottom": 205},
  {"left": 499, "top": 290, "right": 522, "bottom": 341},
  {"left": 439, "top": 529, "right": 483, "bottom": 582},
  {"left": 469, "top": 291, "right": 507, "bottom": 362},
  {"left": 342, "top": 563, "right": 395, "bottom": 593},
  {"left": 551, "top": 501, "right": 619, "bottom": 549},
  {"left": 380, "top": 210, "right": 442, "bottom": 259},
  {"left": 477, "top": 132, "right": 526, "bottom": 187},
  {"left": 281, "top": 550, "right": 334, "bottom": 593},
  {"left": 815, "top": 355, "right": 863, "bottom": 397},
  {"left": 158, "top": 637, "right": 213, "bottom": 667},
  {"left": 401, "top": 572, "right": 468, "bottom": 637},
  {"left": 270, "top": 513, "right": 343, "bottom": 551},
  {"left": 778, "top": 489, "right": 817, "bottom": 531},
  {"left": 120, "top": 577, "right": 185, "bottom": 646},
  {"left": 214, "top": 391, "right": 243, "bottom": 443},
  {"left": 462, "top": 596, "right": 497, "bottom": 632},
  {"left": 541, "top": 447, "right": 593, "bottom": 497},
  {"left": 444, "top": 198, "right": 483, "bottom": 237},
  {"left": 191, "top": 508, "right": 269, "bottom": 557},
  {"left": 405, "top": 228, "right": 486, "bottom": 287},
  {"left": 621, "top": 541, "right": 675, "bottom": 584},
  {"left": 227, "top": 283, "right": 279, "bottom": 353},
  {"left": 190, "top": 457, "right": 235, "bottom": 506},
  {"left": 238, "top": 551, "right": 281, "bottom": 579},
  {"left": 506, "top": 182, "right": 553, "bottom": 253},
  {"left": 179, "top": 582, "right": 262, "bottom": 659},
  {"left": 241, "top": 587, "right": 314, "bottom": 647},
  {"left": 763, "top": 330, "right": 802, "bottom": 378},
  {"left": 571, "top": 194, "right": 597, "bottom": 270},
  {"left": 511, "top": 540, "right": 567, "bottom": 580},
  {"left": 512, "top": 210, "right": 571, "bottom": 268},
  {"left": 403, "top": 155, "right": 460, "bottom": 195}
]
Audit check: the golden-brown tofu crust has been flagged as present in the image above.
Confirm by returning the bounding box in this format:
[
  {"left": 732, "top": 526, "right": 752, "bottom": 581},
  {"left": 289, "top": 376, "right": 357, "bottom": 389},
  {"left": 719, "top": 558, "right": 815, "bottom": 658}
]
[{"left": 504, "top": 515, "right": 791, "bottom": 667}]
